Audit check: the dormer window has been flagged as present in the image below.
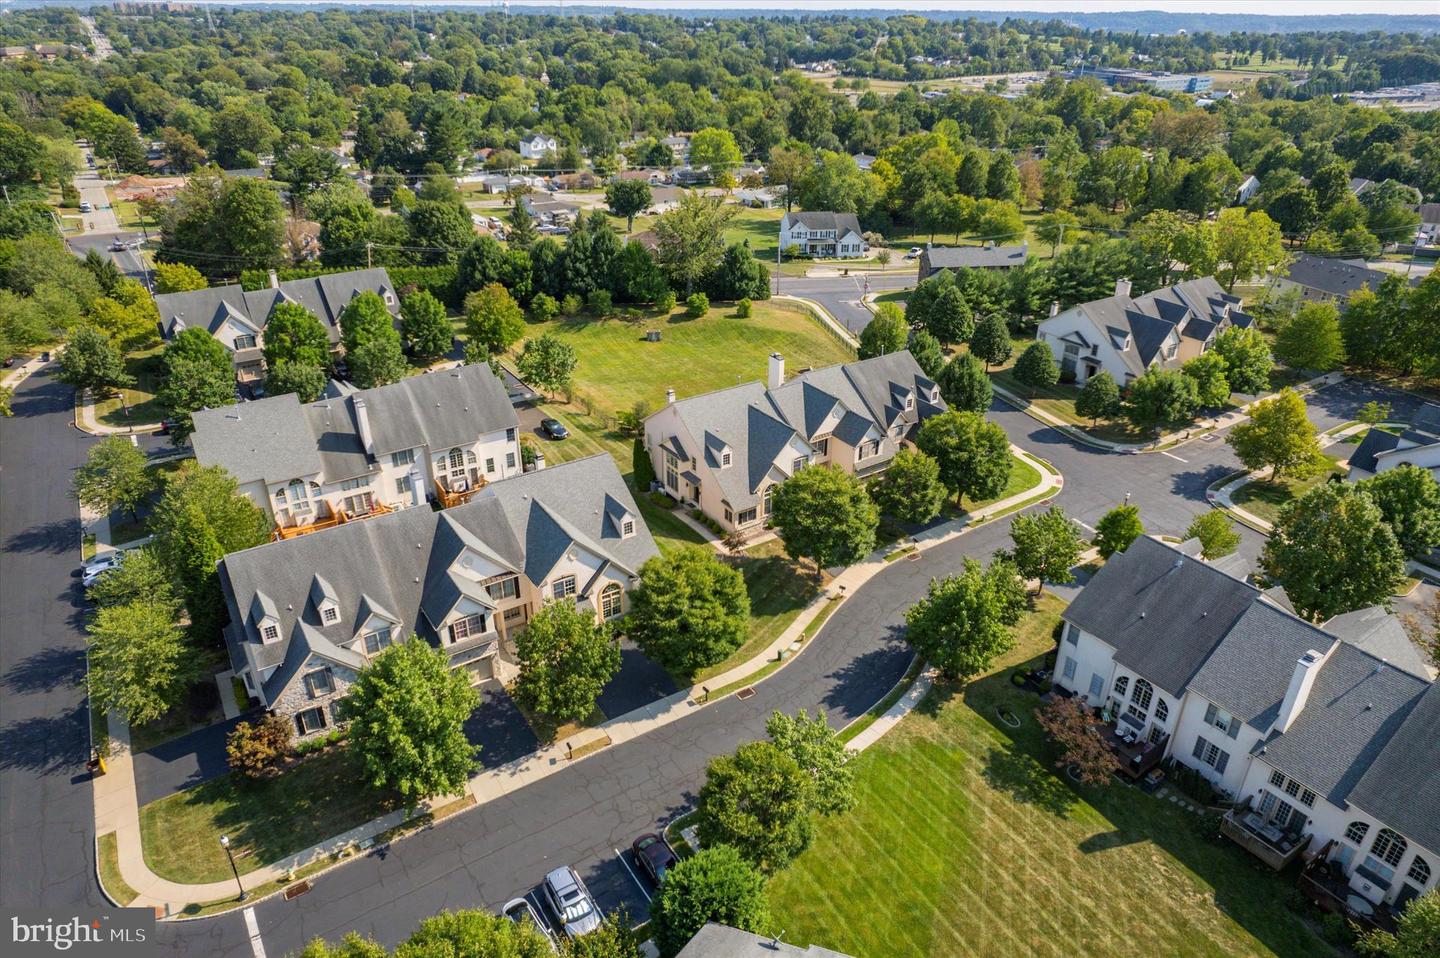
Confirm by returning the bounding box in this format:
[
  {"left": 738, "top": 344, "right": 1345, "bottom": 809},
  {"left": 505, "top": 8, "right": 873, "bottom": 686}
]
[
  {"left": 622, "top": 519, "right": 635, "bottom": 538},
  {"left": 234, "top": 334, "right": 256, "bottom": 350},
  {"left": 322, "top": 606, "right": 338, "bottom": 624},
  {"left": 905, "top": 394, "right": 914, "bottom": 411},
  {"left": 262, "top": 624, "right": 280, "bottom": 642},
  {"left": 721, "top": 450, "right": 732, "bottom": 468}
]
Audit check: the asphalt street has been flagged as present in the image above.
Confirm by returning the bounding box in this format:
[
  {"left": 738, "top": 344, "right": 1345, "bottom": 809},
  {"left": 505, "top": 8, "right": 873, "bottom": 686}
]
[
  {"left": 0, "top": 358, "right": 1424, "bottom": 956},
  {"left": 780, "top": 271, "right": 915, "bottom": 335}
]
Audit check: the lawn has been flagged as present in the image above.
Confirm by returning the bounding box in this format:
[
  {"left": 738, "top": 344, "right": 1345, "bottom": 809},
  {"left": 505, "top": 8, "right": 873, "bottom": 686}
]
[
  {"left": 128, "top": 647, "right": 229, "bottom": 753},
  {"left": 962, "top": 452, "right": 1043, "bottom": 513},
  {"left": 138, "top": 746, "right": 397, "bottom": 885},
  {"left": 690, "top": 538, "right": 825, "bottom": 684},
  {"left": 990, "top": 367, "right": 1152, "bottom": 444},
  {"left": 98, "top": 832, "right": 138, "bottom": 906},
  {"left": 722, "top": 207, "right": 785, "bottom": 260},
  {"left": 93, "top": 347, "right": 166, "bottom": 427},
  {"left": 767, "top": 594, "right": 1333, "bottom": 958},
  {"left": 1230, "top": 455, "right": 1348, "bottom": 525}
]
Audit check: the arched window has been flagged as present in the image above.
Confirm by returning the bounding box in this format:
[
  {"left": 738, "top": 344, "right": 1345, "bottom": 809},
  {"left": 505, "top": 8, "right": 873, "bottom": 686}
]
[
  {"left": 600, "top": 583, "right": 623, "bottom": 619},
  {"left": 1371, "top": 829, "right": 1408, "bottom": 868},
  {"left": 1113, "top": 676, "right": 1129, "bottom": 699},
  {"left": 1345, "top": 821, "right": 1370, "bottom": 845},
  {"left": 1154, "top": 699, "right": 1169, "bottom": 723},
  {"left": 448, "top": 448, "right": 465, "bottom": 471},
  {"left": 1407, "top": 856, "right": 1431, "bottom": 887},
  {"left": 1131, "top": 678, "right": 1153, "bottom": 711}
]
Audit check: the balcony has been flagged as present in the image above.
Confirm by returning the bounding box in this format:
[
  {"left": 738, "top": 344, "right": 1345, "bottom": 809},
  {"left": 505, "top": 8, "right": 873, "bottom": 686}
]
[
  {"left": 272, "top": 498, "right": 393, "bottom": 541},
  {"left": 1298, "top": 844, "right": 1398, "bottom": 935},
  {"left": 1220, "top": 798, "right": 1311, "bottom": 870},
  {"left": 435, "top": 475, "right": 488, "bottom": 509}
]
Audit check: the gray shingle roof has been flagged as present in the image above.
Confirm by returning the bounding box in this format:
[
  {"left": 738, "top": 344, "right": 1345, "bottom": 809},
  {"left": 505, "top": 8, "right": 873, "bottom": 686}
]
[
  {"left": 1063, "top": 536, "right": 1258, "bottom": 696},
  {"left": 193, "top": 364, "right": 518, "bottom": 486},
  {"left": 921, "top": 244, "right": 1028, "bottom": 272},
  {"left": 1189, "top": 602, "right": 1339, "bottom": 735},
  {"left": 156, "top": 267, "right": 398, "bottom": 343},
  {"left": 1346, "top": 681, "right": 1440, "bottom": 854},
  {"left": 219, "top": 456, "right": 657, "bottom": 700},
  {"left": 786, "top": 211, "right": 862, "bottom": 235},
  {"left": 1255, "top": 644, "right": 1428, "bottom": 809},
  {"left": 1348, "top": 428, "right": 1402, "bottom": 474},
  {"left": 1322, "top": 606, "right": 1433, "bottom": 679},
  {"left": 1283, "top": 253, "right": 1393, "bottom": 300},
  {"left": 677, "top": 924, "right": 854, "bottom": 958}
]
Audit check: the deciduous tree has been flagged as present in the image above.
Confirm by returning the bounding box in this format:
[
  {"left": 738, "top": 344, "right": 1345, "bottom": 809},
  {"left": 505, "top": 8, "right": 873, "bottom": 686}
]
[
  {"left": 1183, "top": 510, "right": 1241, "bottom": 560},
  {"left": 1094, "top": 503, "right": 1143, "bottom": 559},
  {"left": 1272, "top": 301, "right": 1345, "bottom": 373},
  {"left": 264, "top": 302, "right": 332, "bottom": 371},
  {"left": 87, "top": 599, "right": 192, "bottom": 727},
  {"left": 765, "top": 709, "right": 854, "bottom": 817},
  {"left": 1004, "top": 506, "right": 1083, "bottom": 593},
  {"left": 1074, "top": 372, "right": 1120, "bottom": 425},
  {"left": 1261, "top": 483, "right": 1406, "bottom": 622},
  {"left": 630, "top": 545, "right": 749, "bottom": 676},
  {"left": 697, "top": 741, "right": 813, "bottom": 873},
  {"left": 56, "top": 326, "right": 133, "bottom": 397},
  {"left": 1013, "top": 341, "right": 1058, "bottom": 397},
  {"left": 514, "top": 600, "right": 620, "bottom": 724},
  {"left": 858, "top": 303, "right": 908, "bottom": 359},
  {"left": 915, "top": 409, "right": 1012, "bottom": 506},
  {"left": 1182, "top": 351, "right": 1231, "bottom": 409},
  {"left": 649, "top": 845, "right": 769, "bottom": 958},
  {"left": 1227, "top": 389, "right": 1320, "bottom": 479},
  {"left": 969, "top": 313, "right": 1012, "bottom": 369},
  {"left": 516, "top": 333, "right": 577, "bottom": 398},
  {"left": 1124, "top": 368, "right": 1199, "bottom": 435},
  {"left": 770, "top": 465, "right": 879, "bottom": 575},
  {"left": 73, "top": 436, "right": 154, "bottom": 521},
  {"left": 463, "top": 283, "right": 525, "bottom": 356},
  {"left": 1035, "top": 695, "right": 1120, "bottom": 786},
  {"left": 1357, "top": 464, "right": 1440, "bottom": 560},
  {"left": 265, "top": 361, "right": 328, "bottom": 403},
  {"left": 869, "top": 447, "right": 946, "bottom": 526},
  {"left": 605, "top": 180, "right": 652, "bottom": 232},
  {"left": 1212, "top": 325, "right": 1273, "bottom": 395},
  {"left": 345, "top": 637, "right": 480, "bottom": 801},
  {"left": 904, "top": 557, "right": 1023, "bottom": 680},
  {"left": 226, "top": 714, "right": 294, "bottom": 781}
]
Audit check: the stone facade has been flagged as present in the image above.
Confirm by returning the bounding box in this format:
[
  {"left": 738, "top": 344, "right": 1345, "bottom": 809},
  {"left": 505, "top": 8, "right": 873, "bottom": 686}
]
[{"left": 271, "top": 656, "right": 358, "bottom": 738}]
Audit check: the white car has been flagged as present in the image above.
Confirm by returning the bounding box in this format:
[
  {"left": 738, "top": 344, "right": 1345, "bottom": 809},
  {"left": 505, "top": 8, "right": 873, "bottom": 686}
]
[
  {"left": 904, "top": 247, "right": 922, "bottom": 259},
  {"left": 82, "top": 551, "right": 126, "bottom": 588},
  {"left": 541, "top": 866, "right": 601, "bottom": 938}
]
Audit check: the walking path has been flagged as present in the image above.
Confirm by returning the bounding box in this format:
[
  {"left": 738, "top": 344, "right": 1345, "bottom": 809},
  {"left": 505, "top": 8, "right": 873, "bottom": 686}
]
[
  {"left": 75, "top": 389, "right": 164, "bottom": 436},
  {"left": 1208, "top": 420, "right": 1370, "bottom": 533},
  {"left": 96, "top": 446, "right": 1062, "bottom": 916},
  {"left": 844, "top": 666, "right": 936, "bottom": 753}
]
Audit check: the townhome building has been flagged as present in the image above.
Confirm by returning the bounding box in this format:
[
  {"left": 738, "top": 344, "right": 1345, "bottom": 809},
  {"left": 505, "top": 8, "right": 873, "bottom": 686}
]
[
  {"left": 778, "top": 211, "right": 867, "bottom": 258},
  {"left": 191, "top": 364, "right": 522, "bottom": 537},
  {"left": 217, "top": 455, "right": 658, "bottom": 735},
  {"left": 1347, "top": 402, "right": 1440, "bottom": 482},
  {"left": 917, "top": 242, "right": 1029, "bottom": 282},
  {"left": 1269, "top": 252, "right": 1401, "bottom": 309},
  {"left": 1051, "top": 535, "right": 1436, "bottom": 928},
  {"left": 154, "top": 267, "right": 400, "bottom": 384},
  {"left": 644, "top": 351, "right": 945, "bottom": 534},
  {"left": 1034, "top": 276, "right": 1254, "bottom": 387}
]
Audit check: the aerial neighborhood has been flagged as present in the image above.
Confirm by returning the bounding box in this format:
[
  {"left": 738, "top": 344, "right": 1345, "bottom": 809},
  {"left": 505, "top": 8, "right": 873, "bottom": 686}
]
[{"left": 2, "top": 5, "right": 1440, "bottom": 958}]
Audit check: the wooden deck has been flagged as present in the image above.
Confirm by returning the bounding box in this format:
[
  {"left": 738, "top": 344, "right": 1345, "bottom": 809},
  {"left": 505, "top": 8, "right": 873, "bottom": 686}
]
[
  {"left": 1101, "top": 724, "right": 1168, "bottom": 781},
  {"left": 435, "top": 476, "right": 488, "bottom": 509},
  {"left": 272, "top": 499, "right": 394, "bottom": 541},
  {"left": 1298, "top": 843, "right": 1398, "bottom": 934},
  {"left": 1220, "top": 802, "right": 1310, "bottom": 870}
]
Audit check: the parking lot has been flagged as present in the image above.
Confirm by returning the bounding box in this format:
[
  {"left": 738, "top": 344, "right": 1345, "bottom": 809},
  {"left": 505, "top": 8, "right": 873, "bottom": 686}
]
[{"left": 507, "top": 841, "right": 664, "bottom": 939}]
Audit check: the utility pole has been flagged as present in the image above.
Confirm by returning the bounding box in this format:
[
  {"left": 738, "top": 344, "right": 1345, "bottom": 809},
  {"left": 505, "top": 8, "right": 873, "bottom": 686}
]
[
  {"left": 775, "top": 241, "right": 781, "bottom": 297},
  {"left": 366, "top": 241, "right": 373, "bottom": 269}
]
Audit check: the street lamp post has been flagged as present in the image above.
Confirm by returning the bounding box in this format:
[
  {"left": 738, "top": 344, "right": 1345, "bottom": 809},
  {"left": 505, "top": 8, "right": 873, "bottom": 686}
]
[{"left": 220, "top": 835, "right": 247, "bottom": 901}]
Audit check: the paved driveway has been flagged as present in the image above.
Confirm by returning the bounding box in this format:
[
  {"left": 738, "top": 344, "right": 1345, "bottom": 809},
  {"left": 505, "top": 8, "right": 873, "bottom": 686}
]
[
  {"left": 466, "top": 680, "right": 539, "bottom": 770},
  {"left": 597, "top": 640, "right": 678, "bottom": 719},
  {"left": 131, "top": 715, "right": 249, "bottom": 807}
]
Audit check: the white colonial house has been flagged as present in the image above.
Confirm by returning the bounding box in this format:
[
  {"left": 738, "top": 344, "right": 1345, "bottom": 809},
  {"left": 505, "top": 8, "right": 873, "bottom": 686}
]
[
  {"left": 778, "top": 211, "right": 867, "bottom": 258},
  {"left": 154, "top": 268, "right": 400, "bottom": 384},
  {"left": 191, "top": 364, "right": 522, "bottom": 536},
  {"left": 644, "top": 352, "right": 945, "bottom": 534},
  {"left": 218, "top": 456, "right": 657, "bottom": 736},
  {"left": 1034, "top": 277, "right": 1254, "bottom": 387},
  {"left": 1347, "top": 402, "right": 1440, "bottom": 482},
  {"left": 518, "top": 133, "right": 559, "bottom": 160},
  {"left": 1051, "top": 535, "right": 1437, "bottom": 930}
]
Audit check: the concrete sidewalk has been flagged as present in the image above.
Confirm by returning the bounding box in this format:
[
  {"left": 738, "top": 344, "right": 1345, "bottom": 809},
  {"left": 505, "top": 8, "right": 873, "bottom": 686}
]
[
  {"left": 75, "top": 389, "right": 164, "bottom": 436},
  {"left": 1207, "top": 420, "right": 1369, "bottom": 534},
  {"left": 97, "top": 447, "right": 1062, "bottom": 916}
]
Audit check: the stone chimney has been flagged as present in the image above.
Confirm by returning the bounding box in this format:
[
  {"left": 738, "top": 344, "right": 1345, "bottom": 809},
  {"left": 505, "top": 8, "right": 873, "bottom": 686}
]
[
  {"left": 353, "top": 396, "right": 375, "bottom": 457},
  {"left": 768, "top": 352, "right": 785, "bottom": 390},
  {"left": 1275, "top": 649, "right": 1327, "bottom": 735},
  {"left": 665, "top": 387, "right": 676, "bottom": 405},
  {"left": 1115, "top": 277, "right": 1132, "bottom": 298},
  {"left": 268, "top": 268, "right": 280, "bottom": 290},
  {"left": 1049, "top": 300, "right": 1061, "bottom": 318}
]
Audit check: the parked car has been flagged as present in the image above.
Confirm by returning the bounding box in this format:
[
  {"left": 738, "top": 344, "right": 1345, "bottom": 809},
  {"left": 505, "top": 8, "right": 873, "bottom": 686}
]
[
  {"left": 539, "top": 418, "right": 569, "bottom": 440},
  {"left": 79, "top": 201, "right": 93, "bottom": 213},
  {"left": 502, "top": 898, "right": 556, "bottom": 951},
  {"left": 82, "top": 551, "right": 127, "bottom": 588},
  {"left": 109, "top": 239, "right": 128, "bottom": 252},
  {"left": 904, "top": 247, "right": 921, "bottom": 259},
  {"left": 631, "top": 834, "right": 678, "bottom": 886},
  {"left": 541, "top": 866, "right": 601, "bottom": 938}
]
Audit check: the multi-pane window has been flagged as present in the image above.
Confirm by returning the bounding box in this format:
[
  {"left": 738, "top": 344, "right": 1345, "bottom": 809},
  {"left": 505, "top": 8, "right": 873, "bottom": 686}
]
[
  {"left": 322, "top": 606, "right": 338, "bottom": 624},
  {"left": 1408, "top": 856, "right": 1431, "bottom": 887},
  {"left": 506, "top": 428, "right": 517, "bottom": 442},
  {"left": 1113, "top": 676, "right": 1129, "bottom": 699},
  {"left": 262, "top": 624, "right": 280, "bottom": 642},
  {"left": 1192, "top": 735, "right": 1229, "bottom": 773},
  {"left": 1345, "top": 821, "right": 1371, "bottom": 845},
  {"left": 622, "top": 520, "right": 634, "bottom": 538},
  {"left": 485, "top": 576, "right": 519, "bottom": 601},
  {"left": 1062, "top": 656, "right": 1077, "bottom": 679},
  {"left": 304, "top": 669, "right": 334, "bottom": 697},
  {"left": 551, "top": 576, "right": 576, "bottom": 600},
  {"left": 1270, "top": 770, "right": 1286, "bottom": 789},
  {"left": 737, "top": 507, "right": 757, "bottom": 525},
  {"left": 793, "top": 456, "right": 807, "bottom": 472},
  {"left": 362, "top": 627, "right": 392, "bottom": 654},
  {"left": 600, "top": 583, "right": 623, "bottom": 619},
  {"left": 506, "top": 452, "right": 516, "bottom": 469},
  {"left": 339, "top": 476, "right": 371, "bottom": 491},
  {"left": 1154, "top": 699, "right": 1169, "bottom": 723},
  {"left": 295, "top": 706, "right": 327, "bottom": 735},
  {"left": 234, "top": 334, "right": 257, "bottom": 349},
  {"left": 721, "top": 451, "right": 732, "bottom": 467},
  {"left": 485, "top": 458, "right": 495, "bottom": 474},
  {"left": 395, "top": 475, "right": 413, "bottom": 496},
  {"left": 450, "top": 613, "right": 485, "bottom": 642},
  {"left": 391, "top": 449, "right": 415, "bottom": 468},
  {"left": 665, "top": 451, "right": 679, "bottom": 491},
  {"left": 1130, "top": 679, "right": 1153, "bottom": 711},
  {"left": 1372, "top": 828, "right": 1408, "bottom": 868},
  {"left": 762, "top": 486, "right": 774, "bottom": 517},
  {"left": 448, "top": 448, "right": 465, "bottom": 472}
]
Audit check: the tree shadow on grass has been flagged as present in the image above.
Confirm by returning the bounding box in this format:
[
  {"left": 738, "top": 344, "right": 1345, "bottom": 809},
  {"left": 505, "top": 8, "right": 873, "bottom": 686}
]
[
  {"left": 981, "top": 741, "right": 1080, "bottom": 818},
  {"left": 2, "top": 645, "right": 86, "bottom": 694},
  {"left": 1079, "top": 828, "right": 1147, "bottom": 854}
]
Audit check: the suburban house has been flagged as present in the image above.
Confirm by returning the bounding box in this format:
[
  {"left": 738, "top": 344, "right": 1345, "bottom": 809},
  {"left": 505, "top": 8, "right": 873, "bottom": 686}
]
[
  {"left": 1235, "top": 174, "right": 1262, "bottom": 205},
  {"left": 1347, "top": 402, "right": 1440, "bottom": 481},
  {"left": 660, "top": 134, "right": 691, "bottom": 164},
  {"left": 1416, "top": 202, "right": 1440, "bottom": 246},
  {"left": 644, "top": 351, "right": 945, "bottom": 533},
  {"left": 677, "top": 924, "right": 855, "bottom": 958},
  {"left": 217, "top": 455, "right": 657, "bottom": 732},
  {"left": 518, "top": 133, "right": 558, "bottom": 160},
  {"left": 735, "top": 186, "right": 785, "bottom": 209},
  {"left": 851, "top": 152, "right": 876, "bottom": 171},
  {"left": 1034, "top": 276, "right": 1254, "bottom": 386},
  {"left": 917, "top": 242, "right": 1029, "bottom": 282},
  {"left": 1051, "top": 535, "right": 1437, "bottom": 929},
  {"left": 778, "top": 211, "right": 867, "bottom": 258},
  {"left": 154, "top": 267, "right": 400, "bottom": 384},
  {"left": 1270, "top": 253, "right": 1397, "bottom": 308},
  {"left": 191, "top": 364, "right": 522, "bottom": 537}
]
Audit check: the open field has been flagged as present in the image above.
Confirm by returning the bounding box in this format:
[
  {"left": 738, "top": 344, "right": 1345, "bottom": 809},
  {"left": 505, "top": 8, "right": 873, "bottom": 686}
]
[{"left": 768, "top": 594, "right": 1334, "bottom": 958}]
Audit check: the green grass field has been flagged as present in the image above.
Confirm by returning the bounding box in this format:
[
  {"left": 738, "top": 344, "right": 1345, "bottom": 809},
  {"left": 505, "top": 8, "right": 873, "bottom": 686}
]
[
  {"left": 768, "top": 594, "right": 1333, "bottom": 958},
  {"left": 138, "top": 746, "right": 397, "bottom": 885},
  {"left": 93, "top": 348, "right": 166, "bottom": 427},
  {"left": 1230, "top": 453, "right": 1348, "bottom": 525}
]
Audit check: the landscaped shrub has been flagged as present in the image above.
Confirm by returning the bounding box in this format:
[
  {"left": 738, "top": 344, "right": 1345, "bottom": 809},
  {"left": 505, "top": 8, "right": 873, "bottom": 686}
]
[
  {"left": 735, "top": 297, "right": 753, "bottom": 318},
  {"left": 561, "top": 293, "right": 584, "bottom": 316},
  {"left": 686, "top": 293, "right": 709, "bottom": 318},
  {"left": 1162, "top": 758, "right": 1222, "bottom": 806},
  {"left": 587, "top": 289, "right": 613, "bottom": 317},
  {"left": 226, "top": 714, "right": 294, "bottom": 780},
  {"left": 633, "top": 436, "right": 656, "bottom": 489},
  {"left": 648, "top": 490, "right": 677, "bottom": 510},
  {"left": 655, "top": 290, "right": 677, "bottom": 313},
  {"left": 527, "top": 292, "right": 559, "bottom": 323}
]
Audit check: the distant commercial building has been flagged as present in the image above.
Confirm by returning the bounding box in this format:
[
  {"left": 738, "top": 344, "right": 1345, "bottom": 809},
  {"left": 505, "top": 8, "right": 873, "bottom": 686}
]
[{"left": 1076, "top": 67, "right": 1213, "bottom": 94}]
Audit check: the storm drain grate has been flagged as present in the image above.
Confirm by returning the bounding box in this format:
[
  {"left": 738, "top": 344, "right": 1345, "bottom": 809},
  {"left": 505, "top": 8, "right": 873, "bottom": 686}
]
[
  {"left": 283, "top": 881, "right": 312, "bottom": 901},
  {"left": 908, "top": 551, "right": 921, "bottom": 561},
  {"left": 735, "top": 687, "right": 757, "bottom": 700}
]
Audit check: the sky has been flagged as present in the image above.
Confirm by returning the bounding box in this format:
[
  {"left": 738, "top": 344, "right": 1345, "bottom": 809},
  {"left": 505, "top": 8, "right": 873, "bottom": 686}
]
[{"left": 471, "top": 0, "right": 1440, "bottom": 13}]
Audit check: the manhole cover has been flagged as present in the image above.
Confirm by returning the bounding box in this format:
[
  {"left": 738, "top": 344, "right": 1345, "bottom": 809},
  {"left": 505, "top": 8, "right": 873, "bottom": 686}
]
[
  {"left": 735, "top": 687, "right": 756, "bottom": 700},
  {"left": 283, "top": 881, "right": 312, "bottom": 901}
]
